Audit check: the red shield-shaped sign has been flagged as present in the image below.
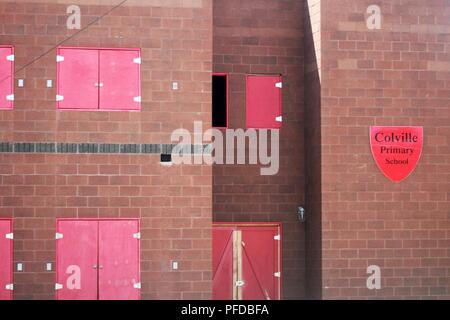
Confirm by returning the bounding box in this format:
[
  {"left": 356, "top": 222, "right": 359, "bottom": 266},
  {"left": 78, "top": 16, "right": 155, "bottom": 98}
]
[{"left": 370, "top": 126, "right": 423, "bottom": 182}]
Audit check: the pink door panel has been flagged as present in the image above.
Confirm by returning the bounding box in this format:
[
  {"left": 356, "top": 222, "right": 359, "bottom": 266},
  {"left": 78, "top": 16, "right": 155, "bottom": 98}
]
[
  {"left": 0, "top": 219, "right": 12, "bottom": 300},
  {"left": 56, "top": 220, "right": 98, "bottom": 300},
  {"left": 98, "top": 220, "right": 140, "bottom": 300},
  {"left": 241, "top": 227, "right": 280, "bottom": 300},
  {"left": 212, "top": 227, "right": 234, "bottom": 300},
  {"left": 0, "top": 47, "right": 14, "bottom": 110},
  {"left": 57, "top": 48, "right": 99, "bottom": 110},
  {"left": 246, "top": 75, "right": 282, "bottom": 129},
  {"left": 99, "top": 50, "right": 140, "bottom": 111}
]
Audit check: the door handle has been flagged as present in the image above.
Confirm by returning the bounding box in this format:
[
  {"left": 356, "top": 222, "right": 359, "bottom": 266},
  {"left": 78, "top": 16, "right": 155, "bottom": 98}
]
[{"left": 92, "top": 265, "right": 97, "bottom": 269}]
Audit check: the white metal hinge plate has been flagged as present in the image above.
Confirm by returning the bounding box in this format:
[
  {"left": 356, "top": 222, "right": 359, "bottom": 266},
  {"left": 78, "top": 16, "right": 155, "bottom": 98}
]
[
  {"left": 274, "top": 272, "right": 281, "bottom": 278},
  {"left": 56, "top": 95, "right": 64, "bottom": 102},
  {"left": 275, "top": 116, "right": 283, "bottom": 122},
  {"left": 275, "top": 82, "right": 283, "bottom": 88},
  {"left": 5, "top": 284, "right": 14, "bottom": 291},
  {"left": 133, "top": 232, "right": 141, "bottom": 239},
  {"left": 5, "top": 233, "right": 13, "bottom": 240},
  {"left": 133, "top": 283, "right": 141, "bottom": 289},
  {"left": 55, "top": 283, "right": 63, "bottom": 290},
  {"left": 235, "top": 281, "right": 245, "bottom": 287},
  {"left": 6, "top": 55, "right": 14, "bottom": 61},
  {"left": 133, "top": 57, "right": 141, "bottom": 64},
  {"left": 55, "top": 233, "right": 63, "bottom": 240},
  {"left": 57, "top": 55, "right": 64, "bottom": 62},
  {"left": 6, "top": 94, "right": 14, "bottom": 101},
  {"left": 94, "top": 83, "right": 104, "bottom": 88},
  {"left": 274, "top": 235, "right": 280, "bottom": 241},
  {"left": 134, "top": 96, "right": 141, "bottom": 103}
]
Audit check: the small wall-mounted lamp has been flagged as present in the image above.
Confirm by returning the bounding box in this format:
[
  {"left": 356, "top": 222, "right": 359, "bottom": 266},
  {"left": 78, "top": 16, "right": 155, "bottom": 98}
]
[{"left": 298, "top": 206, "right": 306, "bottom": 223}]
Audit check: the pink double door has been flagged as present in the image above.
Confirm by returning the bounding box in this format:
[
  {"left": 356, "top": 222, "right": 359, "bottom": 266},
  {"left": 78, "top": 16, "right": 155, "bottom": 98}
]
[
  {"left": 56, "top": 219, "right": 140, "bottom": 300},
  {"left": 57, "top": 47, "right": 141, "bottom": 111},
  {"left": 213, "top": 223, "right": 282, "bottom": 300},
  {"left": 0, "top": 219, "right": 13, "bottom": 300}
]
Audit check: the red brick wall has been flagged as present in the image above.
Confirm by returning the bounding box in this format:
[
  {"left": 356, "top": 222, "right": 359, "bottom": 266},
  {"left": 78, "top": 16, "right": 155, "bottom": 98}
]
[
  {"left": 213, "top": 0, "right": 306, "bottom": 299},
  {"left": 304, "top": 0, "right": 322, "bottom": 300},
  {"left": 319, "top": 0, "right": 450, "bottom": 299},
  {"left": 0, "top": 0, "right": 212, "bottom": 300}
]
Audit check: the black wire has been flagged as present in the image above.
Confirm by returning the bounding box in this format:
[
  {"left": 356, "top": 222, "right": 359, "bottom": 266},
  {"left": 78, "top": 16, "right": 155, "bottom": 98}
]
[{"left": 0, "top": 0, "right": 129, "bottom": 85}]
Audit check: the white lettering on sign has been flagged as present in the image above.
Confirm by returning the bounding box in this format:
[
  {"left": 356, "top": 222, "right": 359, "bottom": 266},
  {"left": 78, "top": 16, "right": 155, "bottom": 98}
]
[
  {"left": 367, "top": 265, "right": 381, "bottom": 290},
  {"left": 66, "top": 5, "right": 81, "bottom": 30},
  {"left": 366, "top": 5, "right": 382, "bottom": 30},
  {"left": 171, "top": 121, "right": 280, "bottom": 176},
  {"left": 66, "top": 265, "right": 81, "bottom": 290}
]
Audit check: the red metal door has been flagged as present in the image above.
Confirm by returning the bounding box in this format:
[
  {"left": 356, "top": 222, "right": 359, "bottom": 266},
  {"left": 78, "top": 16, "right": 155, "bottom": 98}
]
[
  {"left": 56, "top": 220, "right": 98, "bottom": 300},
  {"left": 0, "top": 47, "right": 14, "bottom": 110},
  {"left": 98, "top": 220, "right": 140, "bottom": 300},
  {"left": 0, "top": 219, "right": 12, "bottom": 300},
  {"left": 241, "top": 226, "right": 281, "bottom": 300},
  {"left": 212, "top": 224, "right": 282, "bottom": 300},
  {"left": 246, "top": 75, "right": 282, "bottom": 129},
  {"left": 99, "top": 49, "right": 140, "bottom": 111},
  {"left": 212, "top": 227, "right": 234, "bottom": 300},
  {"left": 57, "top": 48, "right": 99, "bottom": 110}
]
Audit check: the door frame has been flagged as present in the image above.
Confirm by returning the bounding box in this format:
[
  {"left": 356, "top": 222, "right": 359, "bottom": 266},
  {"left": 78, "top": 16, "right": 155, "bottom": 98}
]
[
  {"left": 212, "top": 222, "right": 283, "bottom": 300},
  {"left": 55, "top": 218, "right": 141, "bottom": 300}
]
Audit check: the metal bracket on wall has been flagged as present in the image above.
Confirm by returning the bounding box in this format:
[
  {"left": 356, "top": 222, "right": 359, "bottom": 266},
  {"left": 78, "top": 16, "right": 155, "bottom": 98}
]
[{"left": 298, "top": 206, "right": 306, "bottom": 223}]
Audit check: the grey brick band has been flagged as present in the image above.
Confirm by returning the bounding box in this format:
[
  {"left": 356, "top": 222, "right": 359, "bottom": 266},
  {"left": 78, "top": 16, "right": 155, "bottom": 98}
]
[{"left": 0, "top": 142, "right": 211, "bottom": 155}]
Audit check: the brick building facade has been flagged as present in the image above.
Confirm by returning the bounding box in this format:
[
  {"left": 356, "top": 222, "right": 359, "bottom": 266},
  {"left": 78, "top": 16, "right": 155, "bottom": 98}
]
[
  {"left": 306, "top": 0, "right": 450, "bottom": 299},
  {"left": 0, "top": 0, "right": 449, "bottom": 300}
]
